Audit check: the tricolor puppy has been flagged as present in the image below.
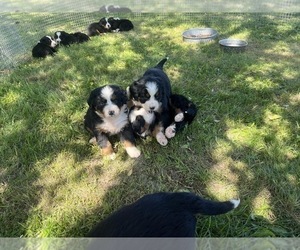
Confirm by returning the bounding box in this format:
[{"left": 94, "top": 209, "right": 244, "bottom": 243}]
[
  {"left": 99, "top": 17, "right": 134, "bottom": 32},
  {"left": 87, "top": 192, "right": 240, "bottom": 237},
  {"left": 87, "top": 22, "right": 108, "bottom": 36},
  {"left": 128, "top": 105, "right": 157, "bottom": 138},
  {"left": 127, "top": 57, "right": 172, "bottom": 146},
  {"left": 54, "top": 31, "right": 90, "bottom": 46},
  {"left": 84, "top": 85, "right": 140, "bottom": 158},
  {"left": 32, "top": 36, "right": 57, "bottom": 58},
  {"left": 165, "top": 94, "right": 198, "bottom": 139}
]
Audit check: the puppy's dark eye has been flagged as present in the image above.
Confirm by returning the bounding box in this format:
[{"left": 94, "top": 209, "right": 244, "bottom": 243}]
[
  {"left": 145, "top": 92, "right": 150, "bottom": 98},
  {"left": 111, "top": 95, "right": 116, "bottom": 101},
  {"left": 155, "top": 93, "right": 160, "bottom": 99}
]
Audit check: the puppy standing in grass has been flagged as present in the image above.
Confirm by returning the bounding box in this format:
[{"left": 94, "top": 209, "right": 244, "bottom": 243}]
[
  {"left": 84, "top": 85, "right": 140, "bottom": 159},
  {"left": 127, "top": 57, "right": 172, "bottom": 146}
]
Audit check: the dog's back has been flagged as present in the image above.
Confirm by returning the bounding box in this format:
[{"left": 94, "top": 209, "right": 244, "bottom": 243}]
[{"left": 87, "top": 192, "right": 239, "bottom": 237}]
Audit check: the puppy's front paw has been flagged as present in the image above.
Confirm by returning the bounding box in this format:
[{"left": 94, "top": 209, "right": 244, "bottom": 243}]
[
  {"left": 174, "top": 112, "right": 184, "bottom": 122},
  {"left": 126, "top": 147, "right": 141, "bottom": 158},
  {"left": 165, "top": 124, "right": 176, "bottom": 139},
  {"left": 156, "top": 132, "right": 168, "bottom": 146}
]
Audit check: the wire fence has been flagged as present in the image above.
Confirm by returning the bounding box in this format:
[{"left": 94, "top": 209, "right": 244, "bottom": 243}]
[{"left": 0, "top": 0, "right": 298, "bottom": 70}]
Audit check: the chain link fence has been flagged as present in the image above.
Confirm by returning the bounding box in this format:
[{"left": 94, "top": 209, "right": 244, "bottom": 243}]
[{"left": 0, "top": 0, "right": 298, "bottom": 70}]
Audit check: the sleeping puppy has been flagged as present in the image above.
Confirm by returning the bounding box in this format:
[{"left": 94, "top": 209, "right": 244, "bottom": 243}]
[
  {"left": 99, "top": 4, "right": 132, "bottom": 13},
  {"left": 87, "top": 192, "right": 240, "bottom": 237},
  {"left": 54, "top": 31, "right": 90, "bottom": 46},
  {"left": 72, "top": 32, "right": 90, "bottom": 43},
  {"left": 84, "top": 85, "right": 141, "bottom": 159},
  {"left": 87, "top": 22, "right": 108, "bottom": 36},
  {"left": 127, "top": 57, "right": 172, "bottom": 146},
  {"left": 128, "top": 105, "right": 157, "bottom": 138},
  {"left": 99, "top": 17, "right": 134, "bottom": 32},
  {"left": 165, "top": 94, "right": 198, "bottom": 139},
  {"left": 32, "top": 36, "right": 58, "bottom": 58}
]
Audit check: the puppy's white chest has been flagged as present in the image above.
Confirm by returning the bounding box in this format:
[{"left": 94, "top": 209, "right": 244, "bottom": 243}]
[{"left": 99, "top": 112, "right": 128, "bottom": 134}]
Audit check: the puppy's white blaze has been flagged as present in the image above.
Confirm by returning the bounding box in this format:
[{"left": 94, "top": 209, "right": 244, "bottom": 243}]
[
  {"left": 129, "top": 107, "right": 155, "bottom": 125},
  {"left": 230, "top": 199, "right": 240, "bottom": 209},
  {"left": 101, "top": 86, "right": 114, "bottom": 100},
  {"left": 144, "top": 82, "right": 160, "bottom": 111},
  {"left": 125, "top": 147, "right": 141, "bottom": 158},
  {"left": 46, "top": 36, "right": 57, "bottom": 48}
]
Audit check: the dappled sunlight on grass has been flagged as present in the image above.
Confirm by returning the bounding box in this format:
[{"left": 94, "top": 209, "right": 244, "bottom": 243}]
[{"left": 252, "top": 188, "right": 275, "bottom": 222}]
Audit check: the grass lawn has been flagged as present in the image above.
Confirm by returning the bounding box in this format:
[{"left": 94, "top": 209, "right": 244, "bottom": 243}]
[{"left": 0, "top": 13, "right": 299, "bottom": 237}]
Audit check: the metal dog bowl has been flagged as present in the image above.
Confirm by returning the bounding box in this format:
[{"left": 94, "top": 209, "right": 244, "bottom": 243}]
[
  {"left": 182, "top": 28, "right": 218, "bottom": 43},
  {"left": 219, "top": 38, "right": 248, "bottom": 52}
]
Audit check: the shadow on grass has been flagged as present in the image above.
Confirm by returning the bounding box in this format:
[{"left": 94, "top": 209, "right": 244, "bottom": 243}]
[{"left": 1, "top": 13, "right": 299, "bottom": 237}]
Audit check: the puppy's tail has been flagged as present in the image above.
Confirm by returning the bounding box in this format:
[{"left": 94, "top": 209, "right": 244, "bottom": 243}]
[
  {"left": 154, "top": 56, "right": 169, "bottom": 69},
  {"left": 173, "top": 192, "right": 240, "bottom": 216}
]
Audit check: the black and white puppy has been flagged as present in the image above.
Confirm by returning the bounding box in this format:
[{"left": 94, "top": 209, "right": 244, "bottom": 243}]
[
  {"left": 87, "top": 192, "right": 240, "bottom": 237},
  {"left": 99, "top": 17, "right": 134, "bottom": 32},
  {"left": 84, "top": 85, "right": 140, "bottom": 159},
  {"left": 165, "top": 94, "right": 198, "bottom": 139},
  {"left": 127, "top": 57, "right": 172, "bottom": 146},
  {"left": 32, "top": 36, "right": 57, "bottom": 58},
  {"left": 54, "top": 31, "right": 90, "bottom": 46},
  {"left": 99, "top": 4, "right": 132, "bottom": 13},
  {"left": 128, "top": 105, "right": 157, "bottom": 138}
]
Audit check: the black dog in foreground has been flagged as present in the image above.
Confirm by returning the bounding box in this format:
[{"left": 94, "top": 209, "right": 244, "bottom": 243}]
[
  {"left": 32, "top": 36, "right": 58, "bottom": 58},
  {"left": 87, "top": 192, "right": 240, "bottom": 237},
  {"left": 54, "top": 31, "right": 90, "bottom": 46}
]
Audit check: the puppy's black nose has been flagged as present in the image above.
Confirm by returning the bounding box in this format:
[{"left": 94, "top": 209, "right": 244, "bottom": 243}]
[{"left": 109, "top": 111, "right": 115, "bottom": 116}]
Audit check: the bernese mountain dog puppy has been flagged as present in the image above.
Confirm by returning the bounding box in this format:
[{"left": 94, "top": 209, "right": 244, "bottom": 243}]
[
  {"left": 54, "top": 31, "right": 90, "bottom": 46},
  {"left": 87, "top": 22, "right": 108, "bottom": 36},
  {"left": 99, "top": 17, "right": 134, "bottom": 32},
  {"left": 84, "top": 85, "right": 140, "bottom": 159},
  {"left": 99, "top": 4, "right": 132, "bottom": 13},
  {"left": 165, "top": 94, "right": 198, "bottom": 139},
  {"left": 127, "top": 57, "right": 171, "bottom": 146},
  {"left": 128, "top": 105, "right": 157, "bottom": 138},
  {"left": 87, "top": 192, "right": 240, "bottom": 237},
  {"left": 32, "top": 36, "right": 58, "bottom": 58}
]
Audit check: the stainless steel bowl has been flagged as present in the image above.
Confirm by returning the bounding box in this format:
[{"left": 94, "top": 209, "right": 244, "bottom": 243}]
[
  {"left": 219, "top": 39, "right": 248, "bottom": 52},
  {"left": 182, "top": 28, "right": 218, "bottom": 43}
]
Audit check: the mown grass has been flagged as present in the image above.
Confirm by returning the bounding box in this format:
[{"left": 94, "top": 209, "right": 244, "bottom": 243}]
[{"left": 0, "top": 13, "right": 299, "bottom": 238}]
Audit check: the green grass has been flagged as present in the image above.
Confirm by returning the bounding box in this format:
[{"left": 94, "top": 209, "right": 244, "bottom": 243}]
[{"left": 0, "top": 13, "right": 299, "bottom": 237}]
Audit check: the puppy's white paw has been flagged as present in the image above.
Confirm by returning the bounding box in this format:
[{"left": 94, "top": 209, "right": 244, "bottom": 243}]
[
  {"left": 126, "top": 147, "right": 141, "bottom": 158},
  {"left": 165, "top": 124, "right": 176, "bottom": 139},
  {"left": 89, "top": 137, "right": 97, "bottom": 144},
  {"left": 156, "top": 132, "right": 168, "bottom": 146},
  {"left": 109, "top": 153, "right": 116, "bottom": 160},
  {"left": 175, "top": 112, "right": 184, "bottom": 122}
]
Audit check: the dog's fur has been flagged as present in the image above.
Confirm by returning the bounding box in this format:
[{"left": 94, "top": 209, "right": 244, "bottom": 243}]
[
  {"left": 87, "top": 22, "right": 108, "bottom": 36},
  {"left": 128, "top": 105, "right": 158, "bottom": 138},
  {"left": 127, "top": 57, "right": 172, "bottom": 146},
  {"left": 100, "top": 17, "right": 134, "bottom": 32},
  {"left": 54, "top": 31, "right": 90, "bottom": 46},
  {"left": 84, "top": 85, "right": 140, "bottom": 158},
  {"left": 99, "top": 4, "right": 132, "bottom": 13},
  {"left": 87, "top": 192, "right": 240, "bottom": 237},
  {"left": 165, "top": 94, "right": 198, "bottom": 139},
  {"left": 32, "top": 36, "right": 57, "bottom": 58}
]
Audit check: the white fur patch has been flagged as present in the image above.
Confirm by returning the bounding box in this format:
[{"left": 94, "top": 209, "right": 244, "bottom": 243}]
[
  {"left": 230, "top": 199, "right": 240, "bottom": 209},
  {"left": 129, "top": 107, "right": 155, "bottom": 125},
  {"left": 174, "top": 113, "right": 184, "bottom": 122},
  {"left": 46, "top": 36, "right": 57, "bottom": 48},
  {"left": 143, "top": 82, "right": 160, "bottom": 112},
  {"left": 125, "top": 147, "right": 141, "bottom": 158},
  {"left": 96, "top": 105, "right": 129, "bottom": 135}
]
